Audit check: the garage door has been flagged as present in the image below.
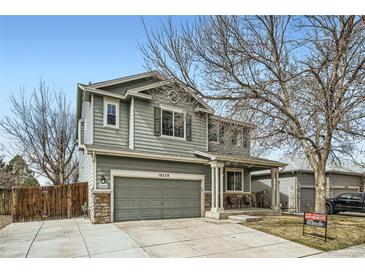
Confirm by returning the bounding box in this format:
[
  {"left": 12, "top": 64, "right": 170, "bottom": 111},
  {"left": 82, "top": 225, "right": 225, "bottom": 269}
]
[
  {"left": 332, "top": 188, "right": 359, "bottom": 198},
  {"left": 114, "top": 177, "right": 202, "bottom": 222},
  {"left": 300, "top": 188, "right": 315, "bottom": 212}
]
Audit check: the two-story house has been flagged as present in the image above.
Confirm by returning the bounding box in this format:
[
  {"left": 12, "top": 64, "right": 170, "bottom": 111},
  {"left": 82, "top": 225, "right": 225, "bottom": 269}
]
[{"left": 76, "top": 71, "right": 285, "bottom": 224}]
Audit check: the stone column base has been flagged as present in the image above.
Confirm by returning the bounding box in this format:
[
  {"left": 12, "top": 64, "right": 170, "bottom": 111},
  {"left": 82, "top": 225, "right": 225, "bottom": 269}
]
[{"left": 90, "top": 191, "right": 111, "bottom": 224}]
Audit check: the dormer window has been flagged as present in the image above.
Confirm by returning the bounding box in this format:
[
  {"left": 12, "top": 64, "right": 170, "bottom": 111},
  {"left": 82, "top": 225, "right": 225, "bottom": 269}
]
[{"left": 103, "top": 97, "right": 119, "bottom": 128}]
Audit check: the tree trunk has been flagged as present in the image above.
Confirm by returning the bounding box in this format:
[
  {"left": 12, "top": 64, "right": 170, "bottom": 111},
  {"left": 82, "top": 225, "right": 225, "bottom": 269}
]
[{"left": 314, "top": 167, "right": 327, "bottom": 213}]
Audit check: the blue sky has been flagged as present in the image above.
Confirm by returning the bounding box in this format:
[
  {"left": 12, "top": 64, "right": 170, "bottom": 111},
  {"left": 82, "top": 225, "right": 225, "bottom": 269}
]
[
  {"left": 0, "top": 16, "right": 184, "bottom": 117},
  {"left": 0, "top": 16, "right": 363, "bottom": 166},
  {"left": 0, "top": 15, "right": 195, "bottom": 159}
]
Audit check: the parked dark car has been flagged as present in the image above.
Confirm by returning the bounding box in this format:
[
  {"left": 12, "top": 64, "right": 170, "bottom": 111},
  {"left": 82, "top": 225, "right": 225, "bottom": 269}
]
[{"left": 326, "top": 192, "right": 365, "bottom": 214}]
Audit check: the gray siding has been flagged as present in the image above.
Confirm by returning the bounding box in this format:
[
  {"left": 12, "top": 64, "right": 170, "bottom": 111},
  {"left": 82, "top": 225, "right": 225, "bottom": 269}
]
[
  {"left": 328, "top": 174, "right": 362, "bottom": 188},
  {"left": 297, "top": 173, "right": 315, "bottom": 187},
  {"left": 96, "top": 155, "right": 212, "bottom": 190},
  {"left": 93, "top": 95, "right": 129, "bottom": 148},
  {"left": 102, "top": 77, "right": 158, "bottom": 95},
  {"left": 300, "top": 188, "right": 315, "bottom": 212},
  {"left": 244, "top": 170, "right": 251, "bottom": 192},
  {"left": 133, "top": 98, "right": 207, "bottom": 157}
]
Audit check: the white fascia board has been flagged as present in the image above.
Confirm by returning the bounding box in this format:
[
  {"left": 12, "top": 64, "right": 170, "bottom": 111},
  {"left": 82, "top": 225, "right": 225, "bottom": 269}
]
[
  {"left": 127, "top": 80, "right": 172, "bottom": 93},
  {"left": 85, "top": 87, "right": 124, "bottom": 100},
  {"left": 87, "top": 71, "right": 163, "bottom": 89},
  {"left": 91, "top": 147, "right": 209, "bottom": 164}
]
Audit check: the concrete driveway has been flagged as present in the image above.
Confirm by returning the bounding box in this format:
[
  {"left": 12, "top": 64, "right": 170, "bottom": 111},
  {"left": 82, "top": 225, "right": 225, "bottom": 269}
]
[{"left": 0, "top": 217, "right": 321, "bottom": 258}]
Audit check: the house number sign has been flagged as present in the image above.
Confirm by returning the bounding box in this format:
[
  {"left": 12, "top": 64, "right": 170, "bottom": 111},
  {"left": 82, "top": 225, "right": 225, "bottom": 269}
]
[{"left": 158, "top": 173, "right": 170, "bottom": 178}]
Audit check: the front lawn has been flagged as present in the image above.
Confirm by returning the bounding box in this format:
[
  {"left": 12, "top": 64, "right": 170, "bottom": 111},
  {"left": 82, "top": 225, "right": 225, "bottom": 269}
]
[{"left": 243, "top": 214, "right": 365, "bottom": 251}]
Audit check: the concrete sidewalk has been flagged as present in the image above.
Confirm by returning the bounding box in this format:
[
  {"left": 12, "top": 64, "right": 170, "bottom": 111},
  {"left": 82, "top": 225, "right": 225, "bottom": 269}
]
[{"left": 0, "top": 217, "right": 322, "bottom": 258}]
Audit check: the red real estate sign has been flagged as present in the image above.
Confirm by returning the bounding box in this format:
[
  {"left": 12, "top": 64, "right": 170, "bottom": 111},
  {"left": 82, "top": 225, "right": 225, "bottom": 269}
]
[
  {"left": 303, "top": 212, "right": 328, "bottom": 241},
  {"left": 304, "top": 212, "right": 327, "bottom": 227}
]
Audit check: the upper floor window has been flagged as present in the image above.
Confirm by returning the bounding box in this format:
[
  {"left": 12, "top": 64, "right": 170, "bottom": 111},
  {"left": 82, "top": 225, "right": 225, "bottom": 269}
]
[
  {"left": 103, "top": 97, "right": 119, "bottom": 128},
  {"left": 161, "top": 109, "right": 185, "bottom": 138},
  {"left": 209, "top": 120, "right": 248, "bottom": 147},
  {"left": 208, "top": 121, "right": 219, "bottom": 142}
]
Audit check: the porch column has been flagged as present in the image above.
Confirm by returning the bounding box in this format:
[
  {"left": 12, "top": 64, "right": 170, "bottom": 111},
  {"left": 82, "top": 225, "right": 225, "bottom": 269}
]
[
  {"left": 211, "top": 166, "right": 216, "bottom": 209},
  {"left": 219, "top": 165, "right": 224, "bottom": 211},
  {"left": 210, "top": 161, "right": 224, "bottom": 213},
  {"left": 271, "top": 168, "right": 281, "bottom": 213}
]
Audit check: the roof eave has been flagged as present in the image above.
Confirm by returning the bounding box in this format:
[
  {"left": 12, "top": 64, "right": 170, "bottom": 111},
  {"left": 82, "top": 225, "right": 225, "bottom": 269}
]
[{"left": 193, "top": 150, "right": 286, "bottom": 168}]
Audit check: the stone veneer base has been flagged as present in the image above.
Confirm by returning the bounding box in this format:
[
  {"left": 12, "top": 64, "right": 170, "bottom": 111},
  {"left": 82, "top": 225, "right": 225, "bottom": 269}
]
[{"left": 90, "top": 191, "right": 111, "bottom": 224}]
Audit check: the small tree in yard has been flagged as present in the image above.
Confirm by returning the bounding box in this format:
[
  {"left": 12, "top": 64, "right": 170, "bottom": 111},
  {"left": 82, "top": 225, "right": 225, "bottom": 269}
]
[
  {"left": 141, "top": 16, "right": 365, "bottom": 212},
  {"left": 7, "top": 155, "right": 39, "bottom": 187},
  {"left": 0, "top": 81, "right": 78, "bottom": 185}
]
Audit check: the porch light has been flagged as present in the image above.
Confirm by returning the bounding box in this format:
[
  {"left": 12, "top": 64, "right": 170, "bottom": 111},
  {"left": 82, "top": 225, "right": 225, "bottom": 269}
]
[{"left": 97, "top": 175, "right": 109, "bottom": 189}]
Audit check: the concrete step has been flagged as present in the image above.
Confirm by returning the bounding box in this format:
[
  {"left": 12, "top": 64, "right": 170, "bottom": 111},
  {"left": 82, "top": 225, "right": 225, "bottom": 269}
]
[{"left": 228, "top": 215, "right": 262, "bottom": 223}]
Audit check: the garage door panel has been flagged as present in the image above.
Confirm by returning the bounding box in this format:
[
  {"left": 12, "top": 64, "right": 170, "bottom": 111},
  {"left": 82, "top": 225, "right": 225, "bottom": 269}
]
[
  {"left": 163, "top": 209, "right": 183, "bottom": 218},
  {"left": 139, "top": 209, "right": 163, "bottom": 219},
  {"left": 300, "top": 188, "right": 315, "bottom": 212},
  {"left": 182, "top": 208, "right": 201, "bottom": 217},
  {"left": 182, "top": 199, "right": 201, "bottom": 207},
  {"left": 114, "top": 177, "right": 202, "bottom": 222}
]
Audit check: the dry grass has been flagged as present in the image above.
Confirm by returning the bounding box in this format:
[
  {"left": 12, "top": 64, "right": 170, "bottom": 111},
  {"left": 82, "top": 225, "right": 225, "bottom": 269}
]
[
  {"left": 243, "top": 214, "right": 365, "bottom": 251},
  {"left": 0, "top": 215, "right": 12, "bottom": 230}
]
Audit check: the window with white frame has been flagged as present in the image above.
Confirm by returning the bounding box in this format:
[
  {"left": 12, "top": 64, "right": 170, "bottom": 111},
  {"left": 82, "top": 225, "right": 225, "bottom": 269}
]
[
  {"left": 161, "top": 109, "right": 185, "bottom": 138},
  {"left": 103, "top": 98, "right": 119, "bottom": 128},
  {"left": 226, "top": 170, "right": 244, "bottom": 192}
]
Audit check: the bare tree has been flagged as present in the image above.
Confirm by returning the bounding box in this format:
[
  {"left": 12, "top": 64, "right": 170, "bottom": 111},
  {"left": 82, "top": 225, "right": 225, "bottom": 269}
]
[
  {"left": 141, "top": 16, "right": 365, "bottom": 212},
  {"left": 0, "top": 81, "right": 78, "bottom": 185}
]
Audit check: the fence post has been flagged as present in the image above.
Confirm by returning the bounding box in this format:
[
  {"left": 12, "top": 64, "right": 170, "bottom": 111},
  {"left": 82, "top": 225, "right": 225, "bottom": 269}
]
[{"left": 67, "top": 184, "right": 72, "bottom": 219}]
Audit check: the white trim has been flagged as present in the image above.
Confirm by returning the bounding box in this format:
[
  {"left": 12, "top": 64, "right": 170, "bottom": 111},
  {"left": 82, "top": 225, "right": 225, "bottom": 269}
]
[
  {"left": 87, "top": 71, "right": 162, "bottom": 89},
  {"left": 92, "top": 152, "right": 97, "bottom": 191},
  {"left": 89, "top": 147, "right": 209, "bottom": 164},
  {"left": 90, "top": 94, "right": 94, "bottom": 144},
  {"left": 124, "top": 91, "right": 152, "bottom": 101},
  {"left": 300, "top": 185, "right": 361, "bottom": 190},
  {"left": 331, "top": 186, "right": 361, "bottom": 190},
  {"left": 205, "top": 114, "right": 209, "bottom": 151},
  {"left": 110, "top": 169, "right": 205, "bottom": 222},
  {"left": 127, "top": 80, "right": 171, "bottom": 93},
  {"left": 77, "top": 119, "right": 83, "bottom": 144},
  {"left": 103, "top": 97, "right": 120, "bottom": 129},
  {"left": 160, "top": 107, "right": 186, "bottom": 140},
  {"left": 193, "top": 150, "right": 286, "bottom": 167},
  {"left": 129, "top": 97, "right": 135, "bottom": 150},
  {"left": 225, "top": 168, "right": 245, "bottom": 192},
  {"left": 160, "top": 104, "right": 185, "bottom": 113}
]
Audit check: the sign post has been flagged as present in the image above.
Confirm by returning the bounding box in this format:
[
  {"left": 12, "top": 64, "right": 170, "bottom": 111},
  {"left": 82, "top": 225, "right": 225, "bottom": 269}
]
[{"left": 303, "top": 212, "right": 328, "bottom": 242}]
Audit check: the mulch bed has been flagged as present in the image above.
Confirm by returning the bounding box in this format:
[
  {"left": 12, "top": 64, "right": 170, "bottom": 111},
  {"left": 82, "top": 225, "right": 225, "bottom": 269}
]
[{"left": 0, "top": 215, "right": 12, "bottom": 230}]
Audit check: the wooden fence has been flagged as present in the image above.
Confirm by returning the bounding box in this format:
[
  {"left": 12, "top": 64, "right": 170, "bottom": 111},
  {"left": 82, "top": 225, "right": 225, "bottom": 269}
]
[
  {"left": 12, "top": 182, "right": 88, "bottom": 222},
  {"left": 0, "top": 188, "right": 12, "bottom": 215}
]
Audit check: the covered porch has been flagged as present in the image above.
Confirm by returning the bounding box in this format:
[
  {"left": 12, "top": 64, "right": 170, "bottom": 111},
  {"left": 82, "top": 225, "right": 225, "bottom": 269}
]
[{"left": 194, "top": 150, "right": 286, "bottom": 219}]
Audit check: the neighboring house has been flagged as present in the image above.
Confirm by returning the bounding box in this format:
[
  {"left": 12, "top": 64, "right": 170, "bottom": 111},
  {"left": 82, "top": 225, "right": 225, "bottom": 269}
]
[
  {"left": 76, "top": 71, "right": 285, "bottom": 224},
  {"left": 252, "top": 165, "right": 365, "bottom": 213}
]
